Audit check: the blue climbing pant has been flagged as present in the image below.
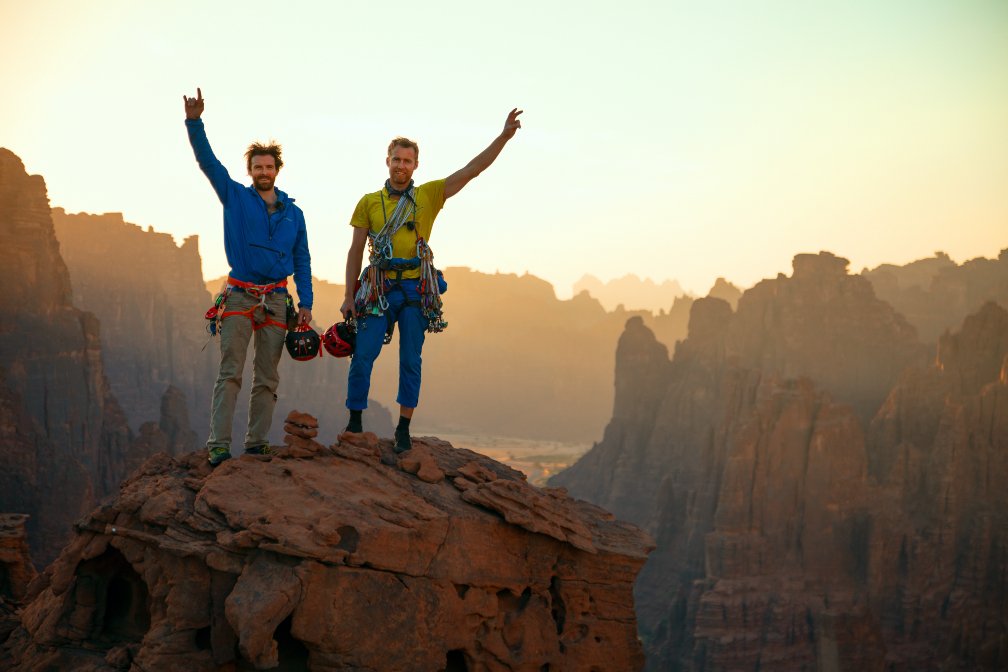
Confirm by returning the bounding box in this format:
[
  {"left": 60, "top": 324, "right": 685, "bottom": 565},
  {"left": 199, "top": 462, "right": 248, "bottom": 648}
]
[{"left": 346, "top": 279, "right": 427, "bottom": 410}]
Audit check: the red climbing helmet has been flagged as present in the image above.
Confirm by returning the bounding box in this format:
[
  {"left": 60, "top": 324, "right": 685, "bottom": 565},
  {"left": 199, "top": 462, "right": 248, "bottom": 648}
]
[
  {"left": 323, "top": 320, "right": 356, "bottom": 358},
  {"left": 285, "top": 325, "right": 321, "bottom": 361}
]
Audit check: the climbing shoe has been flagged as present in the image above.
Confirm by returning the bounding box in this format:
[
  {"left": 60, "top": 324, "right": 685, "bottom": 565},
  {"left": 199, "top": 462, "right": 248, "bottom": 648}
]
[
  {"left": 394, "top": 425, "right": 412, "bottom": 454},
  {"left": 208, "top": 446, "right": 232, "bottom": 467},
  {"left": 345, "top": 409, "right": 363, "bottom": 434},
  {"left": 245, "top": 445, "right": 271, "bottom": 456}
]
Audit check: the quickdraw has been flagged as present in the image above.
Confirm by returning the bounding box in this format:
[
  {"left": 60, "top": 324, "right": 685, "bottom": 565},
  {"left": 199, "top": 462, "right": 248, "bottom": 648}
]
[
  {"left": 353, "top": 185, "right": 447, "bottom": 333},
  {"left": 415, "top": 237, "right": 446, "bottom": 333}
]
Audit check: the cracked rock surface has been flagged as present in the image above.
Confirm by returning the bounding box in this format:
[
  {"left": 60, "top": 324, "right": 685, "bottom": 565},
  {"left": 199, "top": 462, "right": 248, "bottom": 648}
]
[{"left": 2, "top": 411, "right": 652, "bottom": 671}]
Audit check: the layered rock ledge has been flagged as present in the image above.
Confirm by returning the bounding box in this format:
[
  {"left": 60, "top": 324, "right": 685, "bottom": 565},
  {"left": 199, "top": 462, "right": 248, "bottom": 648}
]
[{"left": 3, "top": 412, "right": 653, "bottom": 671}]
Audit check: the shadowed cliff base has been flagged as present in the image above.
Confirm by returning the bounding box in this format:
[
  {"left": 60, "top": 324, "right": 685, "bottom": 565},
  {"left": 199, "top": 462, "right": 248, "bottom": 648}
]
[{"left": 2, "top": 411, "right": 653, "bottom": 671}]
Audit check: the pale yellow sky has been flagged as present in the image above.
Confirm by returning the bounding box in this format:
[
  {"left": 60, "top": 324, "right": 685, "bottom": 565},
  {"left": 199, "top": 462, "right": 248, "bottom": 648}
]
[{"left": 1, "top": 0, "right": 1006, "bottom": 297}]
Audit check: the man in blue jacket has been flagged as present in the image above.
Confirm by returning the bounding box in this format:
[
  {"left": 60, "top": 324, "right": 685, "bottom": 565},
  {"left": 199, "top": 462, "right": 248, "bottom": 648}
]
[{"left": 184, "top": 88, "right": 313, "bottom": 466}]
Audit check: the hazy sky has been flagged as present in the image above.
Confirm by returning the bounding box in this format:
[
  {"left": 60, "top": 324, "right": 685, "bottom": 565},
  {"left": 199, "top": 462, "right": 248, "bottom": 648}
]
[{"left": 2, "top": 0, "right": 1005, "bottom": 297}]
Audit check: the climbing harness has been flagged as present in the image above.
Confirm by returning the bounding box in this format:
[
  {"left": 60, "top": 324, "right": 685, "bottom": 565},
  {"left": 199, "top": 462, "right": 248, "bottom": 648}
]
[
  {"left": 203, "top": 276, "right": 290, "bottom": 348},
  {"left": 353, "top": 182, "right": 447, "bottom": 336}
]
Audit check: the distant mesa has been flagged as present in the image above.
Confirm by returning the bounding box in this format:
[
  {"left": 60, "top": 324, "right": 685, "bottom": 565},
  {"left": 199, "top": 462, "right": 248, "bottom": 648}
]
[
  {"left": 573, "top": 273, "right": 688, "bottom": 312},
  {"left": 3, "top": 412, "right": 653, "bottom": 671},
  {"left": 792, "top": 249, "right": 850, "bottom": 278}
]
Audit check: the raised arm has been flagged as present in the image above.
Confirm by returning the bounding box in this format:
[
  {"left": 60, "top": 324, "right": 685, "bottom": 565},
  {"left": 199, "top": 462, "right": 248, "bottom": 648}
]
[
  {"left": 183, "top": 88, "right": 236, "bottom": 204},
  {"left": 443, "top": 108, "right": 522, "bottom": 199}
]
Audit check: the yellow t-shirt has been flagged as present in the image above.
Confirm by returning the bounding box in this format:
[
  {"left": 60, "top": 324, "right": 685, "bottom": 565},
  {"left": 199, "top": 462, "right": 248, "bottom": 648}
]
[{"left": 350, "top": 179, "right": 447, "bottom": 279}]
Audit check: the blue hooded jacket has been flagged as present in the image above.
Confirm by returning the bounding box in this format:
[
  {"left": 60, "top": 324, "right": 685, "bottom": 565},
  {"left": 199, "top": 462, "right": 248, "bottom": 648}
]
[{"left": 186, "top": 118, "right": 313, "bottom": 308}]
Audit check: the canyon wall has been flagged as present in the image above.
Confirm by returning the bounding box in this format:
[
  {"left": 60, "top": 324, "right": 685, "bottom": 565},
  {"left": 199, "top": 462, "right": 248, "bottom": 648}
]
[
  {"left": 552, "top": 252, "right": 1007, "bottom": 670},
  {"left": 51, "top": 209, "right": 216, "bottom": 434},
  {"left": 0, "top": 149, "right": 129, "bottom": 565}
]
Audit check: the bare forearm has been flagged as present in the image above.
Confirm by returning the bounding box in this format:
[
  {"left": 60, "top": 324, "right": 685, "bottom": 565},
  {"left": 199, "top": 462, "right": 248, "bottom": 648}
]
[
  {"left": 445, "top": 134, "right": 510, "bottom": 198},
  {"left": 345, "top": 251, "right": 363, "bottom": 299},
  {"left": 466, "top": 134, "right": 509, "bottom": 178},
  {"left": 344, "top": 232, "right": 368, "bottom": 299}
]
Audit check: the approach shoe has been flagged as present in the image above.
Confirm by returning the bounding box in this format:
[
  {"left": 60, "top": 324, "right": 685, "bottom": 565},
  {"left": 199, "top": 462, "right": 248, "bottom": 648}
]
[
  {"left": 208, "top": 446, "right": 232, "bottom": 467},
  {"left": 245, "top": 445, "right": 271, "bottom": 456},
  {"left": 394, "top": 426, "right": 412, "bottom": 454}
]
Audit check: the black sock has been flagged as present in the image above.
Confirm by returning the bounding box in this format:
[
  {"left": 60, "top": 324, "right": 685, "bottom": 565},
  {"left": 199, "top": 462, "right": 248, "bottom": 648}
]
[
  {"left": 347, "top": 409, "right": 362, "bottom": 433},
  {"left": 396, "top": 416, "right": 411, "bottom": 433}
]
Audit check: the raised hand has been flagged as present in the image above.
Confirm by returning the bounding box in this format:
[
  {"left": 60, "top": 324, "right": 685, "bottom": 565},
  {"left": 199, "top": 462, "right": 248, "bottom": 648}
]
[
  {"left": 183, "top": 88, "right": 204, "bottom": 120},
  {"left": 501, "top": 108, "right": 523, "bottom": 140}
]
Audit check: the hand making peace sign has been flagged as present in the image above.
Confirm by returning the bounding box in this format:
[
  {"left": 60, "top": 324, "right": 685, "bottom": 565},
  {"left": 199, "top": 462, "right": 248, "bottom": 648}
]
[{"left": 501, "top": 108, "right": 523, "bottom": 141}]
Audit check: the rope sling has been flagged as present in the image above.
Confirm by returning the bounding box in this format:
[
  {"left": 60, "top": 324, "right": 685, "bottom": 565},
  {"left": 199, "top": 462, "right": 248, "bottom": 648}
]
[{"left": 353, "top": 182, "right": 447, "bottom": 335}]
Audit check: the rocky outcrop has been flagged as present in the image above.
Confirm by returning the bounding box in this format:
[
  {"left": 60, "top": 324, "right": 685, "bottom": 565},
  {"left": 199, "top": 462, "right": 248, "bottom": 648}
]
[
  {"left": 0, "top": 515, "right": 36, "bottom": 603},
  {"left": 858, "top": 300, "right": 1008, "bottom": 670},
  {"left": 0, "top": 149, "right": 134, "bottom": 566},
  {"left": 552, "top": 253, "right": 1007, "bottom": 670},
  {"left": 0, "top": 515, "right": 36, "bottom": 646},
  {"left": 3, "top": 412, "right": 653, "bottom": 671},
  {"left": 707, "top": 277, "right": 741, "bottom": 310},
  {"left": 691, "top": 301, "right": 1007, "bottom": 671},
  {"left": 729, "top": 252, "right": 925, "bottom": 422},
  {"left": 864, "top": 249, "right": 1008, "bottom": 344},
  {"left": 52, "top": 208, "right": 217, "bottom": 434},
  {"left": 554, "top": 252, "right": 921, "bottom": 524}
]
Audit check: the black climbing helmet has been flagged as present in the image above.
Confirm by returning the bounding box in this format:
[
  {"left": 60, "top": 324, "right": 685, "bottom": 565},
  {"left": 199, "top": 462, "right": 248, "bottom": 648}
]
[{"left": 285, "top": 325, "right": 321, "bottom": 361}]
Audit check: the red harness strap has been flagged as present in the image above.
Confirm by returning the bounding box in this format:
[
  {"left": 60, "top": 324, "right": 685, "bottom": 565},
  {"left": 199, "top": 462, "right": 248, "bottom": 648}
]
[
  {"left": 220, "top": 276, "right": 289, "bottom": 331},
  {"left": 226, "top": 276, "right": 288, "bottom": 295}
]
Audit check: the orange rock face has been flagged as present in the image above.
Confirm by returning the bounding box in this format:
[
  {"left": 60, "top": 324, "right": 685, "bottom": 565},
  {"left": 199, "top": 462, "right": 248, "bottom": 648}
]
[{"left": 3, "top": 412, "right": 653, "bottom": 671}]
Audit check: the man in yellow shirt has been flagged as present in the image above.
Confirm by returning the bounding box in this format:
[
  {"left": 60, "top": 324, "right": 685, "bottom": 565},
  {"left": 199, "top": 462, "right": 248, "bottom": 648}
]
[{"left": 341, "top": 109, "right": 523, "bottom": 452}]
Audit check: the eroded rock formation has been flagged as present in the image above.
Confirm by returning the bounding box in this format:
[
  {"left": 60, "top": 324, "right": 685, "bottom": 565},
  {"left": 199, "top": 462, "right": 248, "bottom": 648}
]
[
  {"left": 864, "top": 249, "right": 1008, "bottom": 344},
  {"left": 2, "top": 412, "right": 653, "bottom": 671},
  {"left": 552, "top": 253, "right": 1007, "bottom": 670},
  {"left": 0, "top": 515, "right": 36, "bottom": 647},
  {"left": 729, "top": 251, "right": 925, "bottom": 422},
  {"left": 51, "top": 208, "right": 217, "bottom": 434},
  {"left": 0, "top": 148, "right": 132, "bottom": 565}
]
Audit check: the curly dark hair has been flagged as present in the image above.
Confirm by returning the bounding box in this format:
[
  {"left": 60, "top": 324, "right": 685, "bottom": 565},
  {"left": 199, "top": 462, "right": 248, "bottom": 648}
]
[{"left": 245, "top": 141, "right": 283, "bottom": 171}]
